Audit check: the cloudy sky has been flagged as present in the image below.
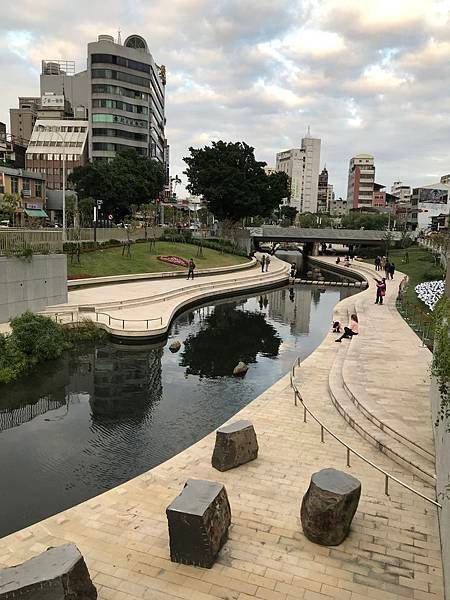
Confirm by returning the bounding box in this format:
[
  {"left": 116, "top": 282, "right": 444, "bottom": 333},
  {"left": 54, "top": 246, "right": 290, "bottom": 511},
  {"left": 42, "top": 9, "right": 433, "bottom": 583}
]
[{"left": 1, "top": 0, "right": 450, "bottom": 198}]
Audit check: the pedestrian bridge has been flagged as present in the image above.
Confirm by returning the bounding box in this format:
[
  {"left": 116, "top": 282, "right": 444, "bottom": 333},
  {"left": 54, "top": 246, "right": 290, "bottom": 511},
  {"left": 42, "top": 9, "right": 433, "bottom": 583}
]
[{"left": 250, "top": 226, "right": 402, "bottom": 246}]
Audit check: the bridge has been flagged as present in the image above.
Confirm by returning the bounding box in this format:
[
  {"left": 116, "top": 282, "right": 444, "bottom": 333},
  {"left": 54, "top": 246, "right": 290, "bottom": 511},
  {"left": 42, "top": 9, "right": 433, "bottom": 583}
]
[{"left": 249, "top": 226, "right": 402, "bottom": 254}]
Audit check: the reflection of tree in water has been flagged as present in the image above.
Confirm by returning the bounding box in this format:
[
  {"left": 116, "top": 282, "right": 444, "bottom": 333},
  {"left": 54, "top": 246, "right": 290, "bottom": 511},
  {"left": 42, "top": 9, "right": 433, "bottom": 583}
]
[
  {"left": 180, "top": 304, "right": 281, "bottom": 378},
  {"left": 90, "top": 344, "right": 163, "bottom": 425}
]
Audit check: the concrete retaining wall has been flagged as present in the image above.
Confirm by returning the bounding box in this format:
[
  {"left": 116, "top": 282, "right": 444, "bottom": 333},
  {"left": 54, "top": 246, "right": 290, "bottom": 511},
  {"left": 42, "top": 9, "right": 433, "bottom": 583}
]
[
  {"left": 0, "top": 255, "right": 67, "bottom": 323},
  {"left": 430, "top": 378, "right": 450, "bottom": 599}
]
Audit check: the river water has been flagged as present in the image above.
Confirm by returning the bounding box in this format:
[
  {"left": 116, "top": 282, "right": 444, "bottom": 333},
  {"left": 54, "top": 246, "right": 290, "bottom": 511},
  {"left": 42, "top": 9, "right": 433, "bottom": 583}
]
[{"left": 0, "top": 279, "right": 356, "bottom": 537}]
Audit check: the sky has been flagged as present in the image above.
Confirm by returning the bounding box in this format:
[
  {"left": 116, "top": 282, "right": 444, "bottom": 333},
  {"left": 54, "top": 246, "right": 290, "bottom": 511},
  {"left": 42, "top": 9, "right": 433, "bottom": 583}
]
[{"left": 1, "top": 0, "right": 450, "bottom": 199}]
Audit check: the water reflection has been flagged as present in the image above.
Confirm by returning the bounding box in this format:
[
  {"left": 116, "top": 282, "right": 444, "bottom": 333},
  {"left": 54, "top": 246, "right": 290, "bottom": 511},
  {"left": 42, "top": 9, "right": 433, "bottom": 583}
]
[
  {"left": 181, "top": 304, "right": 281, "bottom": 378},
  {"left": 0, "top": 283, "right": 357, "bottom": 538}
]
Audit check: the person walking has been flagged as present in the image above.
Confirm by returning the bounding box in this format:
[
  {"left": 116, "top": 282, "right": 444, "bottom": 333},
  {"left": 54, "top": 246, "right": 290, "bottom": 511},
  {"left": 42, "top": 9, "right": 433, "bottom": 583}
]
[
  {"left": 375, "top": 277, "right": 386, "bottom": 304},
  {"left": 335, "top": 314, "right": 359, "bottom": 342},
  {"left": 265, "top": 255, "right": 271, "bottom": 272},
  {"left": 260, "top": 254, "right": 266, "bottom": 273},
  {"left": 187, "top": 258, "right": 196, "bottom": 280},
  {"left": 389, "top": 262, "right": 396, "bottom": 280},
  {"left": 384, "top": 260, "right": 391, "bottom": 280},
  {"left": 380, "top": 256, "right": 386, "bottom": 271},
  {"left": 374, "top": 256, "right": 381, "bottom": 271},
  {"left": 290, "top": 262, "right": 297, "bottom": 279}
]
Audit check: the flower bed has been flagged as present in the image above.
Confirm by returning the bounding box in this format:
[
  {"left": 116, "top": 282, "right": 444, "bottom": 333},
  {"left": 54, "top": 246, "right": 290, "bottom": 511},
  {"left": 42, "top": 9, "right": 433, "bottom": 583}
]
[{"left": 415, "top": 280, "right": 445, "bottom": 311}]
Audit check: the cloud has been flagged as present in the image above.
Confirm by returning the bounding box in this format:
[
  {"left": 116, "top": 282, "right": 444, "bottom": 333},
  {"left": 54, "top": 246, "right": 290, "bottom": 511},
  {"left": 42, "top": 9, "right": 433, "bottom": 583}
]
[{"left": 1, "top": 0, "right": 450, "bottom": 198}]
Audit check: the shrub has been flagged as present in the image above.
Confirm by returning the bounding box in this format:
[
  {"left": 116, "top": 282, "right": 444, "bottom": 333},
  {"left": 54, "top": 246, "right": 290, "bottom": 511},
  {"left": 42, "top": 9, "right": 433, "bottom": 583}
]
[
  {"left": 64, "top": 318, "right": 107, "bottom": 343},
  {"left": 9, "top": 311, "right": 69, "bottom": 362},
  {"left": 0, "top": 334, "right": 27, "bottom": 384}
]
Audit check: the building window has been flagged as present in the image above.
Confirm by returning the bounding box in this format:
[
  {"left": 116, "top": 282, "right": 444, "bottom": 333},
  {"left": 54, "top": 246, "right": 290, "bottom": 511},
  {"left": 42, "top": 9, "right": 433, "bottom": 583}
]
[
  {"left": 92, "top": 98, "right": 148, "bottom": 115},
  {"left": 91, "top": 53, "right": 151, "bottom": 74},
  {"left": 91, "top": 68, "right": 151, "bottom": 88},
  {"left": 22, "top": 178, "right": 30, "bottom": 192},
  {"left": 10, "top": 177, "right": 19, "bottom": 194},
  {"left": 35, "top": 180, "right": 42, "bottom": 197},
  {"left": 92, "top": 83, "right": 149, "bottom": 101}
]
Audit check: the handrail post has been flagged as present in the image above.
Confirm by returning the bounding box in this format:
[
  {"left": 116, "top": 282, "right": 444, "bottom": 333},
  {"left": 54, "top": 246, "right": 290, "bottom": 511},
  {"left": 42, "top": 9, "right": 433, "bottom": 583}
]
[
  {"left": 109, "top": 315, "right": 111, "bottom": 325},
  {"left": 346, "top": 447, "right": 351, "bottom": 467},
  {"left": 123, "top": 320, "right": 125, "bottom": 329},
  {"left": 320, "top": 425, "right": 324, "bottom": 443},
  {"left": 385, "top": 474, "right": 389, "bottom": 496},
  {"left": 294, "top": 390, "right": 297, "bottom": 406},
  {"left": 303, "top": 405, "right": 307, "bottom": 423}
]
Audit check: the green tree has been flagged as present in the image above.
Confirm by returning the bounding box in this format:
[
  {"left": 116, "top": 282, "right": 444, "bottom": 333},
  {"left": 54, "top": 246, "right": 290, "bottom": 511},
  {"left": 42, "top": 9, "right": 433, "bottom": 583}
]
[
  {"left": 296, "top": 212, "right": 332, "bottom": 228},
  {"left": 1, "top": 193, "right": 20, "bottom": 226},
  {"left": 78, "top": 197, "right": 96, "bottom": 227},
  {"left": 279, "top": 206, "right": 298, "bottom": 225},
  {"left": 183, "top": 141, "right": 283, "bottom": 222},
  {"left": 69, "top": 150, "right": 164, "bottom": 220},
  {"left": 9, "top": 312, "right": 69, "bottom": 363},
  {"left": 342, "top": 211, "right": 389, "bottom": 230}
]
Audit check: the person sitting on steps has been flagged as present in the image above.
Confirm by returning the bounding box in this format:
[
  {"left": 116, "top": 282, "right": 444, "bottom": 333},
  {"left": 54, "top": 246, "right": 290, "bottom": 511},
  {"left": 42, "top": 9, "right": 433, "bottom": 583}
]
[{"left": 335, "top": 314, "right": 358, "bottom": 342}]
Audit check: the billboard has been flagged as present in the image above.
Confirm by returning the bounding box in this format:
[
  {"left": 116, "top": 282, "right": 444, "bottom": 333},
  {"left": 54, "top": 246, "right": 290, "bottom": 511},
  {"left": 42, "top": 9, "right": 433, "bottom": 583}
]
[{"left": 418, "top": 188, "right": 448, "bottom": 204}]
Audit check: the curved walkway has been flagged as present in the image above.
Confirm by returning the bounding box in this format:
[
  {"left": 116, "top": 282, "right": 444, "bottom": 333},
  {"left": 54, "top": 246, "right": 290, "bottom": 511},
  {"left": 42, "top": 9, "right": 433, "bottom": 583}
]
[
  {"left": 0, "top": 260, "right": 443, "bottom": 600},
  {"left": 44, "top": 255, "right": 289, "bottom": 338}
]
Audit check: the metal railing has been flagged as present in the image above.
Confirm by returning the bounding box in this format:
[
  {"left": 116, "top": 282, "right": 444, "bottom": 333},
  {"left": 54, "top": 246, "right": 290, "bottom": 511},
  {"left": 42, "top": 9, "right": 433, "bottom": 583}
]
[
  {"left": 95, "top": 312, "right": 163, "bottom": 330},
  {"left": 396, "top": 276, "right": 434, "bottom": 350},
  {"left": 290, "top": 358, "right": 441, "bottom": 509},
  {"left": 0, "top": 229, "right": 63, "bottom": 255}
]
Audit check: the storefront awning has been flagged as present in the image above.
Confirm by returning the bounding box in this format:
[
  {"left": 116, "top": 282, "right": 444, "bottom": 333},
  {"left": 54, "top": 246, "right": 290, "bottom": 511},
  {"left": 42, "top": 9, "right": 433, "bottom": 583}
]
[{"left": 25, "top": 208, "right": 48, "bottom": 218}]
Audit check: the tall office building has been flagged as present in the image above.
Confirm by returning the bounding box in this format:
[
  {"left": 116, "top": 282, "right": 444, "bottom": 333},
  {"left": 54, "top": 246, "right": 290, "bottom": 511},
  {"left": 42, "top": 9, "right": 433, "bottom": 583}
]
[
  {"left": 301, "top": 133, "right": 321, "bottom": 213},
  {"left": 346, "top": 154, "right": 375, "bottom": 209},
  {"left": 317, "top": 167, "right": 333, "bottom": 213},
  {"left": 276, "top": 131, "right": 321, "bottom": 213},
  {"left": 40, "top": 34, "right": 166, "bottom": 164}
]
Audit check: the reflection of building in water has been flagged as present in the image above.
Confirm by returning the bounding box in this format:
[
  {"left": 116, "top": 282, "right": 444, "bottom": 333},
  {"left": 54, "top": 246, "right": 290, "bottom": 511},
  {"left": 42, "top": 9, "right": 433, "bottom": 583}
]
[
  {"left": 90, "top": 344, "right": 163, "bottom": 422},
  {"left": 267, "top": 287, "right": 313, "bottom": 335}
]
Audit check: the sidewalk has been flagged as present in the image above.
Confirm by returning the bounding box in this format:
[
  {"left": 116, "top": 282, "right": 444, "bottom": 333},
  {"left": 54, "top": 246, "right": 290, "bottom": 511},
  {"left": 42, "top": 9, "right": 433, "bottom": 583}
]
[{"left": 0, "top": 256, "right": 443, "bottom": 599}]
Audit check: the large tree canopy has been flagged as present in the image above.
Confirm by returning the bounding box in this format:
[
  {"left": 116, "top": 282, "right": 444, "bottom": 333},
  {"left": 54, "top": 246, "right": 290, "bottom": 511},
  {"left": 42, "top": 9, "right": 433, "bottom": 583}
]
[
  {"left": 342, "top": 211, "right": 389, "bottom": 230},
  {"left": 183, "top": 141, "right": 288, "bottom": 222},
  {"left": 69, "top": 150, "right": 165, "bottom": 219}
]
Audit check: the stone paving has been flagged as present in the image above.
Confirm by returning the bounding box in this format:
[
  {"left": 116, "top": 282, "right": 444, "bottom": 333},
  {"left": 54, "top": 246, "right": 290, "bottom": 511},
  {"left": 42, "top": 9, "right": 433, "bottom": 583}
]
[{"left": 0, "top": 259, "right": 444, "bottom": 599}]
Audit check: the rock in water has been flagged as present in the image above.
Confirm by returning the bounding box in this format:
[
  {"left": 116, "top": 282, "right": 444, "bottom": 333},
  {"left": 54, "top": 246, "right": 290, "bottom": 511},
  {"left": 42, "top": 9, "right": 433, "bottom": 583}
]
[
  {"left": 0, "top": 543, "right": 97, "bottom": 599},
  {"left": 300, "top": 468, "right": 361, "bottom": 546},
  {"left": 233, "top": 361, "right": 248, "bottom": 377},
  {"left": 166, "top": 479, "right": 231, "bottom": 568},
  {"left": 169, "top": 340, "right": 181, "bottom": 353},
  {"left": 212, "top": 420, "right": 258, "bottom": 471}
]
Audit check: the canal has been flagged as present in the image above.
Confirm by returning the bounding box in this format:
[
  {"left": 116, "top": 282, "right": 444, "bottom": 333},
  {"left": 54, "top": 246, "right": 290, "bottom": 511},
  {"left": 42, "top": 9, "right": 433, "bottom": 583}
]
[{"left": 0, "top": 282, "right": 357, "bottom": 537}]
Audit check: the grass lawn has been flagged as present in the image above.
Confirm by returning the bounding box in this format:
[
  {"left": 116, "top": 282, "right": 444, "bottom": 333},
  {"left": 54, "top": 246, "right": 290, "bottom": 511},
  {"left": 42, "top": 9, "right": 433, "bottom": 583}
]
[
  {"left": 365, "top": 246, "right": 445, "bottom": 311},
  {"left": 67, "top": 241, "right": 249, "bottom": 278}
]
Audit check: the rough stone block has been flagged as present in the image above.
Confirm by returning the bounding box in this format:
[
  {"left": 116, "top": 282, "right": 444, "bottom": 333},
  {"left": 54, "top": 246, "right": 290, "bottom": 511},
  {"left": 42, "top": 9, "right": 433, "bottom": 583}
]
[
  {"left": 0, "top": 543, "right": 97, "bottom": 599},
  {"left": 166, "top": 479, "right": 231, "bottom": 568},
  {"left": 212, "top": 420, "right": 258, "bottom": 471},
  {"left": 300, "top": 468, "right": 361, "bottom": 546}
]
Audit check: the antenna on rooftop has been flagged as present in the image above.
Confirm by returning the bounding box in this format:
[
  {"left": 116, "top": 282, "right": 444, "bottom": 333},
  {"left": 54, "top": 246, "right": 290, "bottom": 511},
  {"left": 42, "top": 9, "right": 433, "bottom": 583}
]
[
  {"left": 117, "top": 28, "right": 122, "bottom": 45},
  {"left": 306, "top": 125, "right": 311, "bottom": 137}
]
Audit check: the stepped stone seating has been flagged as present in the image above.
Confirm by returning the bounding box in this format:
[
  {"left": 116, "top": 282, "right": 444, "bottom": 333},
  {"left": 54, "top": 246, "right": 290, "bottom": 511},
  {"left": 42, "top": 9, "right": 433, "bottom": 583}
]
[
  {"left": 166, "top": 479, "right": 231, "bottom": 568},
  {"left": 212, "top": 420, "right": 258, "bottom": 471},
  {"left": 301, "top": 468, "right": 361, "bottom": 546},
  {"left": 0, "top": 543, "right": 97, "bottom": 599}
]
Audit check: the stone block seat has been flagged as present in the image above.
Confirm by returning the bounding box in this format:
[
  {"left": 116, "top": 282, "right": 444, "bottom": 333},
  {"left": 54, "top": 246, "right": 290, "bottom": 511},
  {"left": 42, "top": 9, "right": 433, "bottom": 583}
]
[
  {"left": 166, "top": 479, "right": 231, "bottom": 568},
  {"left": 300, "top": 468, "right": 361, "bottom": 546},
  {"left": 212, "top": 419, "right": 258, "bottom": 471},
  {"left": 0, "top": 543, "right": 97, "bottom": 599}
]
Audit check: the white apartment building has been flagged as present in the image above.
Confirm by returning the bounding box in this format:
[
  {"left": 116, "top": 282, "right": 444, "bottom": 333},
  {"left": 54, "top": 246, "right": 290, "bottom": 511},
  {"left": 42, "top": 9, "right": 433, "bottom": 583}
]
[
  {"left": 391, "top": 181, "right": 411, "bottom": 203},
  {"left": 275, "top": 133, "right": 321, "bottom": 213}
]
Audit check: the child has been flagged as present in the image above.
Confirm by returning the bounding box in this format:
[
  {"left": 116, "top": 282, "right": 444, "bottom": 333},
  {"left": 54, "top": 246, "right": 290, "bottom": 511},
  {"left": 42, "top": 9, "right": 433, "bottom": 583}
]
[{"left": 332, "top": 321, "right": 341, "bottom": 333}]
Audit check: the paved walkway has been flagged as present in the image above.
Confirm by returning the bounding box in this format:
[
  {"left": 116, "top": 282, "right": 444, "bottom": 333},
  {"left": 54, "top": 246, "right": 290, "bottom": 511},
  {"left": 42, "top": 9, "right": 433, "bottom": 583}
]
[
  {"left": 0, "top": 259, "right": 443, "bottom": 599},
  {"left": 42, "top": 255, "right": 289, "bottom": 337}
]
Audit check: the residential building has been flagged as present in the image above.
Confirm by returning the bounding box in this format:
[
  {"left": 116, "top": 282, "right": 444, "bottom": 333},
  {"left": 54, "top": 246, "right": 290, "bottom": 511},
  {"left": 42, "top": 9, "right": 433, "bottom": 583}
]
[
  {"left": 391, "top": 181, "right": 411, "bottom": 203},
  {"left": 26, "top": 119, "right": 89, "bottom": 189},
  {"left": 40, "top": 60, "right": 89, "bottom": 119},
  {"left": 9, "top": 97, "right": 41, "bottom": 144},
  {"left": 329, "top": 197, "right": 348, "bottom": 217},
  {"left": 390, "top": 182, "right": 411, "bottom": 230},
  {"left": 346, "top": 154, "right": 375, "bottom": 209},
  {"left": 276, "top": 149, "right": 304, "bottom": 212},
  {"left": 409, "top": 180, "right": 450, "bottom": 230},
  {"left": 441, "top": 174, "right": 450, "bottom": 185},
  {"left": 372, "top": 183, "right": 386, "bottom": 208},
  {"left": 275, "top": 132, "right": 321, "bottom": 213},
  {"left": 0, "top": 124, "right": 27, "bottom": 168},
  {"left": 0, "top": 166, "right": 46, "bottom": 225},
  {"left": 317, "top": 167, "right": 333, "bottom": 213}
]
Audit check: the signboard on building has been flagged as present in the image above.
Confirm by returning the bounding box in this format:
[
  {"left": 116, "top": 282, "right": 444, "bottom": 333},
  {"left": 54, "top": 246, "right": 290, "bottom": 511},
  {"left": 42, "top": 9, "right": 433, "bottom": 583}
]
[
  {"left": 41, "top": 94, "right": 65, "bottom": 108},
  {"left": 419, "top": 188, "right": 448, "bottom": 204}
]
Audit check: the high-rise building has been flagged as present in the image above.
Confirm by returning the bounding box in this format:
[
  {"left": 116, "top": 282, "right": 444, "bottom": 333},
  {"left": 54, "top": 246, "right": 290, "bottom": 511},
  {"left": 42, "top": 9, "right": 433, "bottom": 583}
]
[
  {"left": 275, "top": 131, "right": 321, "bottom": 213},
  {"left": 40, "top": 34, "right": 166, "bottom": 164},
  {"left": 301, "top": 133, "right": 321, "bottom": 213},
  {"left": 317, "top": 167, "right": 333, "bottom": 213},
  {"left": 346, "top": 154, "right": 375, "bottom": 209},
  {"left": 9, "top": 97, "right": 41, "bottom": 144}
]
